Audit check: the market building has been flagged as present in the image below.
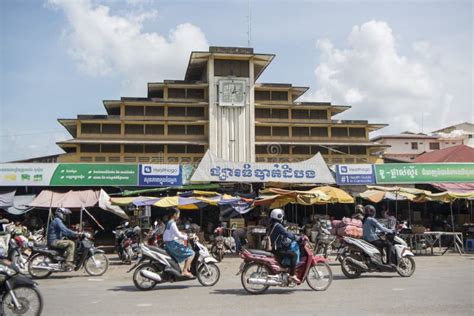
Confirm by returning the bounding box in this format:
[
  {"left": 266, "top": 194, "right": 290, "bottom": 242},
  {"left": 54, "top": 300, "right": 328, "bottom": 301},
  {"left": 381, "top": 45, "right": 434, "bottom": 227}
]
[{"left": 57, "top": 46, "right": 387, "bottom": 165}]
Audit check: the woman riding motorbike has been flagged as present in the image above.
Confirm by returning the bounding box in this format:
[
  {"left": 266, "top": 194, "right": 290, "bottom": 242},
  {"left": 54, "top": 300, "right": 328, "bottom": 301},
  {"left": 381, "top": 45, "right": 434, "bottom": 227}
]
[
  {"left": 267, "top": 208, "right": 299, "bottom": 283},
  {"left": 362, "top": 205, "right": 394, "bottom": 265}
]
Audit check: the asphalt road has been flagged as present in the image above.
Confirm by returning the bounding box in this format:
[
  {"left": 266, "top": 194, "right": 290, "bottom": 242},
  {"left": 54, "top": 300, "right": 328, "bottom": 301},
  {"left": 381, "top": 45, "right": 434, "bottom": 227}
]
[{"left": 35, "top": 254, "right": 474, "bottom": 316}]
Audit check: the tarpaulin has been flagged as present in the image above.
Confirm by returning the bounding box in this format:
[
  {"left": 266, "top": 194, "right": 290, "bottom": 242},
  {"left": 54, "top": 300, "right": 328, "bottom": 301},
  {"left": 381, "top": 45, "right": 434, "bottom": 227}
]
[
  {"left": 0, "top": 190, "right": 16, "bottom": 209},
  {"left": 98, "top": 189, "right": 129, "bottom": 219},
  {"left": 5, "top": 195, "right": 35, "bottom": 215},
  {"left": 27, "top": 190, "right": 99, "bottom": 209}
]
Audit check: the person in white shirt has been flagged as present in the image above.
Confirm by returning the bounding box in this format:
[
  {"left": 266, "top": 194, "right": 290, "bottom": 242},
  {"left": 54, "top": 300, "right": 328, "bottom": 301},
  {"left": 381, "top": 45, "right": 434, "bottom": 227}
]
[{"left": 163, "top": 208, "right": 195, "bottom": 277}]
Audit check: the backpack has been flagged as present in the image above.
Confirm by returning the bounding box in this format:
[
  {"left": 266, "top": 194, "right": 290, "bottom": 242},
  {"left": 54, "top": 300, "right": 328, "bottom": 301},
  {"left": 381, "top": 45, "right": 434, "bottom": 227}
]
[{"left": 262, "top": 224, "right": 277, "bottom": 251}]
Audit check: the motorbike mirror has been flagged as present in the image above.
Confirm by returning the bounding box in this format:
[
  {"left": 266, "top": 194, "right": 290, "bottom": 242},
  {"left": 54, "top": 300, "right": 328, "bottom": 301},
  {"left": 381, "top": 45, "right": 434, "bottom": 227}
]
[
  {"left": 124, "top": 221, "right": 129, "bottom": 227},
  {"left": 154, "top": 221, "right": 158, "bottom": 227}
]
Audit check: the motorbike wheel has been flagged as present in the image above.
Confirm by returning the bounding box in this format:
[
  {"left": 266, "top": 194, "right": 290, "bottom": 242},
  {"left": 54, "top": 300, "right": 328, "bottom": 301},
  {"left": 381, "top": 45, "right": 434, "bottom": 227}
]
[
  {"left": 133, "top": 263, "right": 158, "bottom": 291},
  {"left": 210, "top": 245, "right": 224, "bottom": 262},
  {"left": 397, "top": 257, "right": 416, "bottom": 277},
  {"left": 306, "top": 262, "right": 333, "bottom": 291},
  {"left": 241, "top": 263, "right": 271, "bottom": 295},
  {"left": 1, "top": 285, "right": 43, "bottom": 316},
  {"left": 84, "top": 253, "right": 109, "bottom": 276},
  {"left": 197, "top": 263, "right": 220, "bottom": 287},
  {"left": 27, "top": 254, "right": 53, "bottom": 279},
  {"left": 341, "top": 256, "right": 362, "bottom": 279}
]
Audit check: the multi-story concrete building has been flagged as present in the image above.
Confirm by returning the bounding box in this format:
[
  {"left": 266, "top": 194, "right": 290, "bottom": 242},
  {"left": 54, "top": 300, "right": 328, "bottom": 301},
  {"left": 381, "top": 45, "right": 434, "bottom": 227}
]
[
  {"left": 432, "top": 122, "right": 474, "bottom": 148},
  {"left": 57, "top": 47, "right": 387, "bottom": 165}
]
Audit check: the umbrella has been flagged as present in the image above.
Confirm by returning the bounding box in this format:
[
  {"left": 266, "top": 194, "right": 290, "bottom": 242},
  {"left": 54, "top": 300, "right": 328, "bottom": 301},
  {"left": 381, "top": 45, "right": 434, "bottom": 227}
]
[{"left": 314, "top": 186, "right": 354, "bottom": 203}]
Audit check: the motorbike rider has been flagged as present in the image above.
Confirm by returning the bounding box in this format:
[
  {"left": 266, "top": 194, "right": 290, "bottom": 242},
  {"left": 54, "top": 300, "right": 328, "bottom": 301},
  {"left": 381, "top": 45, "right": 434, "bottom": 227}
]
[
  {"left": 47, "top": 208, "right": 80, "bottom": 270},
  {"left": 267, "top": 208, "right": 299, "bottom": 283},
  {"left": 352, "top": 204, "right": 365, "bottom": 221},
  {"left": 362, "top": 205, "right": 394, "bottom": 265},
  {"left": 163, "top": 208, "right": 195, "bottom": 278}
]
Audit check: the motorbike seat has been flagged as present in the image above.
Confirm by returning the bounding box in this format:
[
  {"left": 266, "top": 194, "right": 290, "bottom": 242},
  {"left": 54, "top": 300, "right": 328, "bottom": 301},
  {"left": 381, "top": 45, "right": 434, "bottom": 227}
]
[
  {"left": 33, "top": 246, "right": 63, "bottom": 256},
  {"left": 247, "top": 249, "right": 274, "bottom": 257},
  {"left": 147, "top": 246, "right": 169, "bottom": 256}
]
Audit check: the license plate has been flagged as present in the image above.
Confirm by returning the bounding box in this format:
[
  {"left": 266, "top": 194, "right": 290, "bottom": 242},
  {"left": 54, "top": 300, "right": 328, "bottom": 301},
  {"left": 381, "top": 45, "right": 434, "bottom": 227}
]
[{"left": 236, "top": 262, "right": 245, "bottom": 275}]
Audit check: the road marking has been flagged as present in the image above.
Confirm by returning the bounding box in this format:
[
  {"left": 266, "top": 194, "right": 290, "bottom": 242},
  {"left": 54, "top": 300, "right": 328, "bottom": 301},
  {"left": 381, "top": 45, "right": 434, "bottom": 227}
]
[
  {"left": 87, "top": 279, "right": 104, "bottom": 282},
  {"left": 137, "top": 304, "right": 152, "bottom": 307},
  {"left": 392, "top": 288, "right": 405, "bottom": 291}
]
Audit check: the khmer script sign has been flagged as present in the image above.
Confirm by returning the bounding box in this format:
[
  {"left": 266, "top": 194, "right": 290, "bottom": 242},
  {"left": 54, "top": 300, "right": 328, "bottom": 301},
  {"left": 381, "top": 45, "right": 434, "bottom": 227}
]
[{"left": 190, "top": 151, "right": 335, "bottom": 183}]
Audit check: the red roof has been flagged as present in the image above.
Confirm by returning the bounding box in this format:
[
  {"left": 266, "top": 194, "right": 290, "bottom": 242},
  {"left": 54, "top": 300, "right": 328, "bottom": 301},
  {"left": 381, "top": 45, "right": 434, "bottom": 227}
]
[{"left": 414, "top": 145, "right": 474, "bottom": 163}]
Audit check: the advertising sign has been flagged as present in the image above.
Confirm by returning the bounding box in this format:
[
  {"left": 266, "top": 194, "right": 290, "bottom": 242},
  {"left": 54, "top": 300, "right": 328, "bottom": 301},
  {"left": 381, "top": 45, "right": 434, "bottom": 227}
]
[
  {"left": 336, "top": 164, "right": 375, "bottom": 185},
  {"left": 138, "top": 164, "right": 182, "bottom": 186},
  {"left": 374, "top": 163, "right": 474, "bottom": 184},
  {"left": 49, "top": 164, "right": 138, "bottom": 186},
  {"left": 0, "top": 164, "right": 58, "bottom": 186}
]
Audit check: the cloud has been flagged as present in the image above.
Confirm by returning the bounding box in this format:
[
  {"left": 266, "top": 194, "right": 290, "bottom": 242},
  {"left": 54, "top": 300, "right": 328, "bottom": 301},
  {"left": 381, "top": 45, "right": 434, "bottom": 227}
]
[
  {"left": 47, "top": 0, "right": 208, "bottom": 95},
  {"left": 308, "top": 20, "right": 472, "bottom": 135}
]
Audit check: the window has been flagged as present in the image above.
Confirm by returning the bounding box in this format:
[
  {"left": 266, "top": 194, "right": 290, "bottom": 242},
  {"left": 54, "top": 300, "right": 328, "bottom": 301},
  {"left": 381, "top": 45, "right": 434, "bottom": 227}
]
[
  {"left": 101, "top": 144, "right": 121, "bottom": 153},
  {"left": 124, "top": 145, "right": 144, "bottom": 153},
  {"left": 168, "top": 125, "right": 186, "bottom": 135},
  {"left": 125, "top": 106, "right": 144, "bottom": 116},
  {"left": 168, "top": 107, "right": 186, "bottom": 117},
  {"left": 167, "top": 145, "right": 186, "bottom": 153},
  {"left": 81, "top": 123, "right": 100, "bottom": 134},
  {"left": 80, "top": 144, "right": 100, "bottom": 153},
  {"left": 310, "top": 146, "right": 328, "bottom": 154},
  {"left": 187, "top": 107, "right": 204, "bottom": 117},
  {"left": 146, "top": 106, "right": 164, "bottom": 116},
  {"left": 255, "top": 145, "right": 289, "bottom": 155},
  {"left": 145, "top": 125, "right": 164, "bottom": 135},
  {"left": 332, "top": 127, "right": 348, "bottom": 137},
  {"left": 214, "top": 59, "right": 249, "bottom": 77},
  {"left": 429, "top": 142, "right": 440, "bottom": 150},
  {"left": 272, "top": 109, "right": 288, "bottom": 119},
  {"left": 148, "top": 89, "right": 163, "bottom": 99},
  {"left": 292, "top": 127, "right": 310, "bottom": 137},
  {"left": 292, "top": 146, "right": 310, "bottom": 155},
  {"left": 349, "top": 128, "right": 365, "bottom": 137},
  {"left": 187, "top": 145, "right": 205, "bottom": 153},
  {"left": 255, "top": 126, "right": 271, "bottom": 136},
  {"left": 349, "top": 146, "right": 367, "bottom": 155},
  {"left": 145, "top": 145, "right": 164, "bottom": 153},
  {"left": 292, "top": 109, "right": 309, "bottom": 119},
  {"left": 186, "top": 125, "right": 205, "bottom": 135},
  {"left": 255, "top": 108, "right": 271, "bottom": 118},
  {"left": 310, "top": 110, "right": 327, "bottom": 120},
  {"left": 272, "top": 126, "right": 289, "bottom": 137},
  {"left": 168, "top": 88, "right": 186, "bottom": 99},
  {"left": 101, "top": 124, "right": 120, "bottom": 134},
  {"left": 411, "top": 142, "right": 418, "bottom": 150},
  {"left": 311, "top": 127, "right": 328, "bottom": 137},
  {"left": 255, "top": 90, "right": 271, "bottom": 101},
  {"left": 271, "top": 91, "right": 288, "bottom": 101},
  {"left": 186, "top": 89, "right": 204, "bottom": 99},
  {"left": 125, "top": 124, "right": 144, "bottom": 135}
]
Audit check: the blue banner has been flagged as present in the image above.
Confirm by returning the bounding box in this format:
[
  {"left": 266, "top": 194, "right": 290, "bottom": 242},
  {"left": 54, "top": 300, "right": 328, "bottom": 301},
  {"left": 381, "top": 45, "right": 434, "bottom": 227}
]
[
  {"left": 138, "top": 164, "right": 182, "bottom": 186},
  {"left": 336, "top": 164, "right": 375, "bottom": 185}
]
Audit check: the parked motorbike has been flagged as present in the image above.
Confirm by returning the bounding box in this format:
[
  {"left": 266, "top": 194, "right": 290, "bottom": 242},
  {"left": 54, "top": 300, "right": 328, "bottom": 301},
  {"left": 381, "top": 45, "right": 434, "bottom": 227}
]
[
  {"left": 27, "top": 232, "right": 108, "bottom": 279},
  {"left": 113, "top": 223, "right": 141, "bottom": 264},
  {"left": 0, "top": 262, "right": 43, "bottom": 315},
  {"left": 130, "top": 234, "right": 220, "bottom": 290},
  {"left": 146, "top": 221, "right": 165, "bottom": 248},
  {"left": 210, "top": 227, "right": 236, "bottom": 262},
  {"left": 238, "top": 235, "right": 333, "bottom": 295},
  {"left": 8, "top": 235, "right": 31, "bottom": 275},
  {"left": 338, "top": 233, "right": 416, "bottom": 278},
  {"left": 312, "top": 220, "right": 337, "bottom": 258}
]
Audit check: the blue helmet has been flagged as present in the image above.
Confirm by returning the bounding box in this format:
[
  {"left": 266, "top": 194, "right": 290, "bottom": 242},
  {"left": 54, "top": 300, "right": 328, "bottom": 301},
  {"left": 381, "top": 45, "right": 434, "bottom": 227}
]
[{"left": 56, "top": 207, "right": 72, "bottom": 221}]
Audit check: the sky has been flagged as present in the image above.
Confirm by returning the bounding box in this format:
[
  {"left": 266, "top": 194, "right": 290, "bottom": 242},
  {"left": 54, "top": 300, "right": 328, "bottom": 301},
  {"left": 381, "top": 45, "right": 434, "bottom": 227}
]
[{"left": 0, "top": 0, "right": 472, "bottom": 162}]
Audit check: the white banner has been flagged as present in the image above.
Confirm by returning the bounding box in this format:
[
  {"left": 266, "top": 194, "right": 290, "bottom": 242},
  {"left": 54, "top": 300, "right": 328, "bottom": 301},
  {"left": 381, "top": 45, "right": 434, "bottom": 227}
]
[
  {"left": 0, "top": 164, "right": 58, "bottom": 186},
  {"left": 191, "top": 151, "right": 335, "bottom": 183}
]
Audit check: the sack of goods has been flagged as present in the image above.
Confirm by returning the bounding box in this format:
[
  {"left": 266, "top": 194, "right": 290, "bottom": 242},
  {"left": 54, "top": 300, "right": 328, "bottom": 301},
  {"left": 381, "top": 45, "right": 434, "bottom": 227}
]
[{"left": 331, "top": 217, "right": 363, "bottom": 238}]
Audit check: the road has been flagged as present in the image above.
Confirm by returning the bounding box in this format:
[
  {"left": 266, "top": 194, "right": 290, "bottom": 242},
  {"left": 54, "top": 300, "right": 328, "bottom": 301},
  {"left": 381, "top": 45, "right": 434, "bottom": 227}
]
[{"left": 36, "top": 254, "right": 473, "bottom": 316}]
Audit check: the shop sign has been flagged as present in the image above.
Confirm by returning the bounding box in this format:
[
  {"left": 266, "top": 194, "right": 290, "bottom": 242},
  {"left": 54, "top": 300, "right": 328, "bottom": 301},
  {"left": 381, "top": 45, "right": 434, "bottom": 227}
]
[
  {"left": 0, "top": 164, "right": 58, "bottom": 186},
  {"left": 336, "top": 164, "right": 375, "bottom": 185},
  {"left": 191, "top": 151, "right": 335, "bottom": 183},
  {"left": 374, "top": 163, "right": 474, "bottom": 184},
  {"left": 50, "top": 164, "right": 138, "bottom": 186},
  {"left": 138, "top": 164, "right": 182, "bottom": 186}
]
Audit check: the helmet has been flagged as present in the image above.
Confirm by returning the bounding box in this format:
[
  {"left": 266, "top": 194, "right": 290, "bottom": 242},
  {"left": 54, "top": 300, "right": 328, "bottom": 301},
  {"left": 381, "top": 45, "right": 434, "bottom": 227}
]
[
  {"left": 364, "top": 205, "right": 376, "bottom": 217},
  {"left": 354, "top": 204, "right": 364, "bottom": 214},
  {"left": 56, "top": 207, "right": 71, "bottom": 221},
  {"left": 270, "top": 208, "right": 285, "bottom": 222}
]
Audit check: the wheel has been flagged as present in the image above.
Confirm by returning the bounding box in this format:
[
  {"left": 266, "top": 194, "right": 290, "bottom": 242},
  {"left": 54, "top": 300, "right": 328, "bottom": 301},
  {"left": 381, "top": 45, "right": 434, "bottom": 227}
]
[
  {"left": 84, "top": 253, "right": 109, "bottom": 276},
  {"left": 210, "top": 245, "right": 224, "bottom": 262},
  {"left": 197, "top": 263, "right": 220, "bottom": 287},
  {"left": 133, "top": 263, "right": 159, "bottom": 291},
  {"left": 341, "top": 256, "right": 362, "bottom": 279},
  {"left": 11, "top": 251, "right": 29, "bottom": 275},
  {"left": 306, "top": 262, "right": 333, "bottom": 291},
  {"left": 240, "top": 263, "right": 270, "bottom": 295},
  {"left": 27, "top": 254, "right": 53, "bottom": 279},
  {"left": 397, "top": 256, "right": 416, "bottom": 277},
  {"left": 2, "top": 285, "right": 43, "bottom": 316}
]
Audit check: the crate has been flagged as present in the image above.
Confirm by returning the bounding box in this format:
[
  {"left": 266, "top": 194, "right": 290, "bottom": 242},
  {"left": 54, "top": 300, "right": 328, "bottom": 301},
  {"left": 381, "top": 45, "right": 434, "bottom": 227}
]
[{"left": 465, "top": 239, "right": 474, "bottom": 253}]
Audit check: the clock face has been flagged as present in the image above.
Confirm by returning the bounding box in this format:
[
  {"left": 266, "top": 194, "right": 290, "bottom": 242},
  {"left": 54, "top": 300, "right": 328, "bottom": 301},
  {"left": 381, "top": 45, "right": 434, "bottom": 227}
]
[{"left": 218, "top": 79, "right": 246, "bottom": 106}]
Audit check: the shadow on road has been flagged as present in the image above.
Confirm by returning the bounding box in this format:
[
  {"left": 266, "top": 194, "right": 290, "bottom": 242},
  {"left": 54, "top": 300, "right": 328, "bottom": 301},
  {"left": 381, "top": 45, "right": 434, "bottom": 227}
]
[
  {"left": 211, "top": 288, "right": 301, "bottom": 296},
  {"left": 108, "top": 284, "right": 201, "bottom": 292}
]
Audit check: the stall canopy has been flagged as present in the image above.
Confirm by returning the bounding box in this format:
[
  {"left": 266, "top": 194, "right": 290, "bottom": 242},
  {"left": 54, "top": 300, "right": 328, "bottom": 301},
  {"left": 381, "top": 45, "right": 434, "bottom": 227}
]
[
  {"left": 5, "top": 195, "right": 36, "bottom": 215},
  {"left": 314, "top": 186, "right": 354, "bottom": 203},
  {"left": 27, "top": 189, "right": 129, "bottom": 219},
  {"left": 0, "top": 190, "right": 16, "bottom": 210}
]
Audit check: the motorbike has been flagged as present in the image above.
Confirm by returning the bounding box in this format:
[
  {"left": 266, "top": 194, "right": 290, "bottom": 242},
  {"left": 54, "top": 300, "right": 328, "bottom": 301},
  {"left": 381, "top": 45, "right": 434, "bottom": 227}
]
[
  {"left": 338, "top": 232, "right": 416, "bottom": 278},
  {"left": 129, "top": 234, "right": 220, "bottom": 290},
  {"left": 210, "top": 227, "right": 236, "bottom": 262},
  {"left": 27, "top": 232, "right": 109, "bottom": 279},
  {"left": 146, "top": 221, "right": 165, "bottom": 248},
  {"left": 238, "top": 235, "right": 333, "bottom": 295},
  {"left": 0, "top": 262, "right": 43, "bottom": 316},
  {"left": 8, "top": 235, "right": 32, "bottom": 275},
  {"left": 113, "top": 223, "right": 141, "bottom": 264},
  {"left": 312, "top": 220, "right": 337, "bottom": 258}
]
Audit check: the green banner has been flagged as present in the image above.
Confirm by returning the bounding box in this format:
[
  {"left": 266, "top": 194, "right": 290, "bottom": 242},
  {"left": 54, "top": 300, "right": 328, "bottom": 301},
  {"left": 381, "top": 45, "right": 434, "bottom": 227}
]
[
  {"left": 50, "top": 164, "right": 138, "bottom": 186},
  {"left": 374, "top": 163, "right": 474, "bottom": 184}
]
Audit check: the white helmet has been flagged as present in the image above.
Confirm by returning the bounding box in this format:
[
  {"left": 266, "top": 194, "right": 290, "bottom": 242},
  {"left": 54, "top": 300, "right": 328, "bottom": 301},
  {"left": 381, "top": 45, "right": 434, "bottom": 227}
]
[{"left": 270, "top": 208, "right": 284, "bottom": 222}]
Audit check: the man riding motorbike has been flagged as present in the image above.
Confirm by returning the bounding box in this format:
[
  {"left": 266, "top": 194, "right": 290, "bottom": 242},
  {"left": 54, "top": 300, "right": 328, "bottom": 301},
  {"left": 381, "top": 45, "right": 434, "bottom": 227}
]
[
  {"left": 362, "top": 205, "right": 394, "bottom": 266},
  {"left": 47, "top": 208, "right": 80, "bottom": 270},
  {"left": 267, "top": 208, "right": 299, "bottom": 283}
]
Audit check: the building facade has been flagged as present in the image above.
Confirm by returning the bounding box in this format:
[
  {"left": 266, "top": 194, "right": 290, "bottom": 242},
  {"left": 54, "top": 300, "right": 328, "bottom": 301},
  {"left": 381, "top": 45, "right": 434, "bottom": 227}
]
[
  {"left": 58, "top": 47, "right": 387, "bottom": 165},
  {"left": 432, "top": 122, "right": 474, "bottom": 148}
]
